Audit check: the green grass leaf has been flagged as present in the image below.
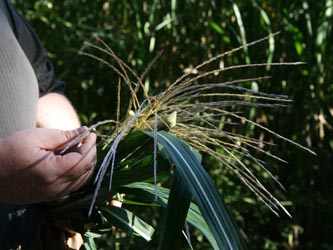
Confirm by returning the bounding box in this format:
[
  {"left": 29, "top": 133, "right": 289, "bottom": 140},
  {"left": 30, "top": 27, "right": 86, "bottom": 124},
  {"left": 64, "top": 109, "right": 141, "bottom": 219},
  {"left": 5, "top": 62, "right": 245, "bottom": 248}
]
[
  {"left": 146, "top": 131, "right": 246, "bottom": 250},
  {"left": 100, "top": 205, "right": 155, "bottom": 241},
  {"left": 158, "top": 170, "right": 192, "bottom": 250},
  {"left": 122, "top": 182, "right": 219, "bottom": 249}
]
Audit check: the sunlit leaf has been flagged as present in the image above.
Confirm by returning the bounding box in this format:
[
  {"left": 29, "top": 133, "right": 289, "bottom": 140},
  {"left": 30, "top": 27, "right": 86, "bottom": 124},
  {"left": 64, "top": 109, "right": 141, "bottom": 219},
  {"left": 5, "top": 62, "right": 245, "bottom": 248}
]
[
  {"left": 100, "top": 205, "right": 155, "bottom": 241},
  {"left": 122, "top": 182, "right": 219, "bottom": 249},
  {"left": 146, "top": 131, "right": 246, "bottom": 250}
]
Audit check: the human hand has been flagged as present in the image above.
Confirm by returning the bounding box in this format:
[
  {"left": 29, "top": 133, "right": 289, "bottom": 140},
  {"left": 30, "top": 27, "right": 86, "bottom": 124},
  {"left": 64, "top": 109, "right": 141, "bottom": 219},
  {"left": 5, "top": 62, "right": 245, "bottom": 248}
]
[{"left": 0, "top": 127, "right": 96, "bottom": 204}]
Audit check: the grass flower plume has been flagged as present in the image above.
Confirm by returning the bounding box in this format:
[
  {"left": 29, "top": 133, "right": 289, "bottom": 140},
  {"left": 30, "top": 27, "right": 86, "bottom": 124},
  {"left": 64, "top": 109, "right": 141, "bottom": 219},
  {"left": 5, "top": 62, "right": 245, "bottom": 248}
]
[{"left": 79, "top": 33, "right": 313, "bottom": 217}]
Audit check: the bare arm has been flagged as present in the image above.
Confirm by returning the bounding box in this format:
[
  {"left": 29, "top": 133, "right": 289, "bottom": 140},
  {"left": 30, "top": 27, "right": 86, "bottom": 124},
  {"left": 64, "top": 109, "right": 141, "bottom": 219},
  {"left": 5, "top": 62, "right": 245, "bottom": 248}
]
[{"left": 37, "top": 92, "right": 81, "bottom": 130}]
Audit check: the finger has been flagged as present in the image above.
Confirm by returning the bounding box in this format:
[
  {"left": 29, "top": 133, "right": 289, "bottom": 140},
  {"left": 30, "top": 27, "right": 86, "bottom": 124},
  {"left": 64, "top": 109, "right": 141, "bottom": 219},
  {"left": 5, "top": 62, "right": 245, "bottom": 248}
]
[
  {"left": 55, "top": 151, "right": 96, "bottom": 180},
  {"left": 57, "top": 128, "right": 92, "bottom": 154},
  {"left": 67, "top": 233, "right": 84, "bottom": 250},
  {"left": 53, "top": 133, "right": 97, "bottom": 179},
  {"left": 75, "top": 132, "right": 97, "bottom": 156},
  {"left": 54, "top": 166, "right": 94, "bottom": 198},
  {"left": 41, "top": 127, "right": 88, "bottom": 151},
  {"left": 61, "top": 132, "right": 96, "bottom": 153}
]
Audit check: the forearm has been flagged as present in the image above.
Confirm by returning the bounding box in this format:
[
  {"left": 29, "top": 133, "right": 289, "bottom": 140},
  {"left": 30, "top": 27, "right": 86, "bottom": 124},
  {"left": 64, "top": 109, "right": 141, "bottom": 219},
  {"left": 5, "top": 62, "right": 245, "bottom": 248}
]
[{"left": 37, "top": 92, "right": 80, "bottom": 130}]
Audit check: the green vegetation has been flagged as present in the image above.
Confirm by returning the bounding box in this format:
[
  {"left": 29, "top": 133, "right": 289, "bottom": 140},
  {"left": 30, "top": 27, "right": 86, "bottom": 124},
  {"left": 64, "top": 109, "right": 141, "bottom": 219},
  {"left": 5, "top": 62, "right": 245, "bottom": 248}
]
[{"left": 12, "top": 0, "right": 333, "bottom": 249}]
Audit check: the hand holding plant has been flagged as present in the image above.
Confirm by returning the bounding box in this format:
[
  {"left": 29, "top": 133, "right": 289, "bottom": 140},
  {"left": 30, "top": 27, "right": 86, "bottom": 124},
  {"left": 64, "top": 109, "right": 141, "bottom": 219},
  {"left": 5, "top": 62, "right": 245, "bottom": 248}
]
[{"left": 0, "top": 127, "right": 96, "bottom": 204}]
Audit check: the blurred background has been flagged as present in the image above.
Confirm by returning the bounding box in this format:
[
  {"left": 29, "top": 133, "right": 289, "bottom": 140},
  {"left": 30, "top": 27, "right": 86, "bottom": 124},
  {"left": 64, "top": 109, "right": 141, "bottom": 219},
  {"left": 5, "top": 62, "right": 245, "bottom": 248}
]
[{"left": 12, "top": 0, "right": 332, "bottom": 249}]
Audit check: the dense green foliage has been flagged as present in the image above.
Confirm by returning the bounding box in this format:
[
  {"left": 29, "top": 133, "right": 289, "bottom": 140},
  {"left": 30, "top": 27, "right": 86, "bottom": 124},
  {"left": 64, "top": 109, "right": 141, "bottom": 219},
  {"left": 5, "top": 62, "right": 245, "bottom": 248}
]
[{"left": 13, "top": 0, "right": 332, "bottom": 249}]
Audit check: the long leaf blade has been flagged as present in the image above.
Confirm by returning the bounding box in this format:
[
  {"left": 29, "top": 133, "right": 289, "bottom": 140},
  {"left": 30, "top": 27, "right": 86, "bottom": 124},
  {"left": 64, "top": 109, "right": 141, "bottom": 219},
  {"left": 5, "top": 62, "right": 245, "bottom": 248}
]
[
  {"left": 100, "top": 206, "right": 154, "bottom": 241},
  {"left": 122, "top": 182, "right": 219, "bottom": 249},
  {"left": 158, "top": 170, "right": 192, "bottom": 250},
  {"left": 146, "top": 131, "right": 246, "bottom": 250}
]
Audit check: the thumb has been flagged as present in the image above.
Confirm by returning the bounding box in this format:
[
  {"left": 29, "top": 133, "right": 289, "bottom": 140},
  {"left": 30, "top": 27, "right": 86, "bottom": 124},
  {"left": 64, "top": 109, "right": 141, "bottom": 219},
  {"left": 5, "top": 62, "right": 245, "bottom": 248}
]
[{"left": 41, "top": 126, "right": 88, "bottom": 151}]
